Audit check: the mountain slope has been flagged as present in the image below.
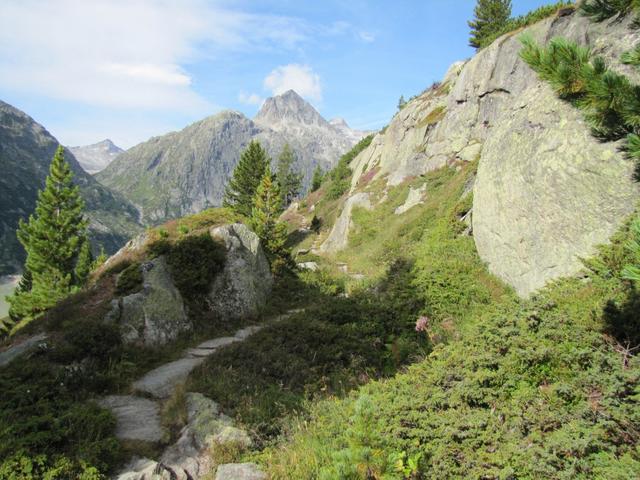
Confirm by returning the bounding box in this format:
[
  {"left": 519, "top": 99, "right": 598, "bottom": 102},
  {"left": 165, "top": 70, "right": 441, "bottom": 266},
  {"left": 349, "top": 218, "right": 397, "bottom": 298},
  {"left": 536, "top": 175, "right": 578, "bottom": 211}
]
[
  {"left": 333, "top": 8, "right": 639, "bottom": 297},
  {"left": 69, "top": 139, "right": 123, "bottom": 174},
  {"left": 97, "top": 91, "right": 367, "bottom": 224},
  {"left": 0, "top": 100, "right": 142, "bottom": 275}
]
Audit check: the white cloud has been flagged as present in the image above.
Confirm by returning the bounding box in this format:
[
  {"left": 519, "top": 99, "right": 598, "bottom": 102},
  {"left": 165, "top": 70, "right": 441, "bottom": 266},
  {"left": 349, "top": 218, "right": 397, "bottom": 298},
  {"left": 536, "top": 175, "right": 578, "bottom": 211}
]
[
  {"left": 264, "top": 64, "right": 322, "bottom": 103},
  {"left": 0, "top": 0, "right": 310, "bottom": 112},
  {"left": 238, "top": 91, "right": 264, "bottom": 106},
  {"left": 358, "top": 31, "right": 376, "bottom": 43}
]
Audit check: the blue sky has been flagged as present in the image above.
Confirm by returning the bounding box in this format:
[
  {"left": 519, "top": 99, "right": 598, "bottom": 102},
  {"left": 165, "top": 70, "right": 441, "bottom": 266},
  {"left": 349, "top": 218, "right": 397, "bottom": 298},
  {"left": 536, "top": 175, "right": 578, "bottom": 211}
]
[{"left": 0, "top": 0, "right": 555, "bottom": 148}]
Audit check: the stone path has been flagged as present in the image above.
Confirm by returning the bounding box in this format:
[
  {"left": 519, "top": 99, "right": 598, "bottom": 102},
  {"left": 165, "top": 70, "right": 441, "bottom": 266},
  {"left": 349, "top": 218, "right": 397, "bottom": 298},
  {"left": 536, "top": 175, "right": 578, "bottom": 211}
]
[
  {"left": 100, "top": 309, "right": 304, "bottom": 479},
  {"left": 98, "top": 396, "right": 164, "bottom": 442}
]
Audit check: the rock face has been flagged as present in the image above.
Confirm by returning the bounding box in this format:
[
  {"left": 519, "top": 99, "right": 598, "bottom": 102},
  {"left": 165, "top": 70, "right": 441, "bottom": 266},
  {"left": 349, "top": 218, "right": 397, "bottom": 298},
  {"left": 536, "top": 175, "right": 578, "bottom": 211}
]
[
  {"left": 68, "top": 139, "right": 123, "bottom": 174},
  {"left": 208, "top": 224, "right": 273, "bottom": 320},
  {"left": 98, "top": 90, "right": 368, "bottom": 223},
  {"left": 320, "top": 192, "right": 372, "bottom": 254},
  {"left": 109, "top": 257, "right": 190, "bottom": 347},
  {"left": 343, "top": 10, "right": 640, "bottom": 296},
  {"left": 0, "top": 100, "right": 141, "bottom": 275}
]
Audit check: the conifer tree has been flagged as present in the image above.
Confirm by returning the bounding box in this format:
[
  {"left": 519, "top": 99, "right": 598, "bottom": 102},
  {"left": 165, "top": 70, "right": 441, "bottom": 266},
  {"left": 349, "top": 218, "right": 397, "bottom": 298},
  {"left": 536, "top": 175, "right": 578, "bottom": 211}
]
[
  {"left": 74, "top": 239, "right": 93, "bottom": 286},
  {"left": 468, "top": 0, "right": 512, "bottom": 49},
  {"left": 276, "top": 143, "right": 303, "bottom": 207},
  {"left": 6, "top": 146, "right": 88, "bottom": 325},
  {"left": 311, "top": 165, "right": 324, "bottom": 192},
  {"left": 397, "top": 95, "right": 407, "bottom": 110},
  {"left": 223, "top": 140, "right": 270, "bottom": 217},
  {"left": 250, "top": 166, "right": 291, "bottom": 274}
]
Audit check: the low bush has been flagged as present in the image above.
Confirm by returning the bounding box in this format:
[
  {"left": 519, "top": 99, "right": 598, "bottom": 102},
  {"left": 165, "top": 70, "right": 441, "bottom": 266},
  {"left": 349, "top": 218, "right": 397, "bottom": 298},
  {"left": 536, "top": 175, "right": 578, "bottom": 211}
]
[
  {"left": 114, "top": 263, "right": 142, "bottom": 296},
  {"left": 476, "top": 1, "right": 574, "bottom": 49},
  {"left": 0, "top": 453, "right": 103, "bottom": 480},
  {"left": 164, "top": 234, "right": 226, "bottom": 300},
  {"left": 188, "top": 262, "right": 430, "bottom": 446},
  {"left": 262, "top": 244, "right": 640, "bottom": 478},
  {"left": 325, "top": 135, "right": 374, "bottom": 200}
]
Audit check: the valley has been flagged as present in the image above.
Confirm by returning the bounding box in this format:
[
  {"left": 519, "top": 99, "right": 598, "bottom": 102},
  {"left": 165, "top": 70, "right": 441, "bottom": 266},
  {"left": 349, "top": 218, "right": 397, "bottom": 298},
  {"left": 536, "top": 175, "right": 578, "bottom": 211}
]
[{"left": 0, "top": 1, "right": 639, "bottom": 479}]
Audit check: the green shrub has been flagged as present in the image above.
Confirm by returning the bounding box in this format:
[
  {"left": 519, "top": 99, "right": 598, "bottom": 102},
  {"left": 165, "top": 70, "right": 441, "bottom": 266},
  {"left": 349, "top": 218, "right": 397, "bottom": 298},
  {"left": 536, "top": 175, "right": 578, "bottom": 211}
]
[
  {"left": 520, "top": 35, "right": 639, "bottom": 142},
  {"left": 325, "top": 135, "right": 374, "bottom": 200},
  {"left": 474, "top": 1, "right": 573, "bottom": 49},
  {"left": 146, "top": 238, "right": 171, "bottom": 258},
  {"left": 263, "top": 264, "right": 640, "bottom": 478},
  {"left": 0, "top": 361, "right": 122, "bottom": 473},
  {"left": 188, "top": 263, "right": 430, "bottom": 446},
  {"left": 580, "top": 0, "right": 638, "bottom": 22},
  {"left": 0, "top": 453, "right": 103, "bottom": 480},
  {"left": 114, "top": 262, "right": 142, "bottom": 296},
  {"left": 164, "top": 234, "right": 226, "bottom": 300}
]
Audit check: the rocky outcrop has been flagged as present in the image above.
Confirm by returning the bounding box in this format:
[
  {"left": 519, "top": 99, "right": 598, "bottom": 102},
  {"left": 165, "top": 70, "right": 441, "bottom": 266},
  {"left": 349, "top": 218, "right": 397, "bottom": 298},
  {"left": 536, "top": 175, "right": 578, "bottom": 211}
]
[
  {"left": 107, "top": 257, "right": 190, "bottom": 347},
  {"left": 342, "top": 10, "right": 640, "bottom": 296},
  {"left": 115, "top": 393, "right": 253, "bottom": 480},
  {"left": 0, "top": 333, "right": 47, "bottom": 367},
  {"left": 98, "top": 91, "right": 367, "bottom": 223},
  {"left": 395, "top": 184, "right": 427, "bottom": 215},
  {"left": 319, "top": 192, "right": 372, "bottom": 253},
  {"left": 208, "top": 224, "right": 272, "bottom": 320}
]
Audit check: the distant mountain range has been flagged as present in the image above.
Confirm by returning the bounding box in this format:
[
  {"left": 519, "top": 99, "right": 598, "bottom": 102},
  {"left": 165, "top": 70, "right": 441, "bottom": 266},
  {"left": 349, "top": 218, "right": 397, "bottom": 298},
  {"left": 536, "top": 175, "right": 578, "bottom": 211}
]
[
  {"left": 0, "top": 100, "right": 141, "bottom": 275},
  {"left": 97, "top": 90, "right": 369, "bottom": 223},
  {"left": 69, "top": 139, "right": 123, "bottom": 174}
]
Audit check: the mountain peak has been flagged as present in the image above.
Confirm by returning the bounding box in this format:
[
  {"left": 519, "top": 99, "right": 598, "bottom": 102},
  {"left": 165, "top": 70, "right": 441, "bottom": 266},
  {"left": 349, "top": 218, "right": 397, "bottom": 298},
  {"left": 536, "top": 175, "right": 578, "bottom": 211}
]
[
  {"left": 69, "top": 139, "right": 124, "bottom": 174},
  {"left": 254, "top": 90, "right": 328, "bottom": 129}
]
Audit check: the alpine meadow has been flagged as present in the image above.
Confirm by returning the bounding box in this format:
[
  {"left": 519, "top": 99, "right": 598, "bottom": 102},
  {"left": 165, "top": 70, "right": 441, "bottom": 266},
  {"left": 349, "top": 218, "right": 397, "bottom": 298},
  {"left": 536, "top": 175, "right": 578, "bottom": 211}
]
[{"left": 0, "top": 1, "right": 638, "bottom": 479}]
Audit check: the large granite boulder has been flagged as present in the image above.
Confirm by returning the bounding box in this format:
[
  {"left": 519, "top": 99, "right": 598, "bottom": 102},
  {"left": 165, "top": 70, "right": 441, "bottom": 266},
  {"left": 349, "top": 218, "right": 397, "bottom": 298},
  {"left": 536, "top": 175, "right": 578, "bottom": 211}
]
[
  {"left": 107, "top": 256, "right": 190, "bottom": 346},
  {"left": 343, "top": 9, "right": 640, "bottom": 296},
  {"left": 208, "top": 223, "right": 272, "bottom": 320}
]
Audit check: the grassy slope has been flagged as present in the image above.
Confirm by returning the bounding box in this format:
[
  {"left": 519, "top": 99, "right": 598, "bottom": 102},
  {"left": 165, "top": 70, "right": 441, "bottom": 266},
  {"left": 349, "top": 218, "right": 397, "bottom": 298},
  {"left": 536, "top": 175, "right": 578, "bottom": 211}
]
[{"left": 258, "top": 219, "right": 640, "bottom": 478}]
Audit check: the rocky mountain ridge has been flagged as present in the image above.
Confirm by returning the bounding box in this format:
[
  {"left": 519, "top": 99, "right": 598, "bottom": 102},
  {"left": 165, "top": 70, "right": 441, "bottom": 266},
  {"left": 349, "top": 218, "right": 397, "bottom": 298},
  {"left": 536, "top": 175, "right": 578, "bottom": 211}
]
[
  {"left": 97, "top": 90, "right": 368, "bottom": 224},
  {"left": 69, "top": 139, "right": 123, "bottom": 174}
]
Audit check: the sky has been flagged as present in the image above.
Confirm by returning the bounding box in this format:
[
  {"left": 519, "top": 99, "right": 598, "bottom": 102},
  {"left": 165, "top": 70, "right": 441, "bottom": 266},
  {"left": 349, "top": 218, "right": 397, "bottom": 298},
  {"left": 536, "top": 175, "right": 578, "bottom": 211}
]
[{"left": 0, "top": 0, "right": 556, "bottom": 149}]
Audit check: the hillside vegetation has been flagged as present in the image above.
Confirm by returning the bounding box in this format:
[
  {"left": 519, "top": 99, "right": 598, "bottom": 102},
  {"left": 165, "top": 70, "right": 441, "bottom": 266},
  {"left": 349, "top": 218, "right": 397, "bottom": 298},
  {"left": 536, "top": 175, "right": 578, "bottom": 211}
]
[{"left": 1, "top": 1, "right": 640, "bottom": 479}]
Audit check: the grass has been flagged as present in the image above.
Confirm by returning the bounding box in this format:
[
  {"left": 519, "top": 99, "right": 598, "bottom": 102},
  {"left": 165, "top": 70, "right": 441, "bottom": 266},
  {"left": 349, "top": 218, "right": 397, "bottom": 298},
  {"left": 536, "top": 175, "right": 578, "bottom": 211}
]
[{"left": 259, "top": 221, "right": 640, "bottom": 479}]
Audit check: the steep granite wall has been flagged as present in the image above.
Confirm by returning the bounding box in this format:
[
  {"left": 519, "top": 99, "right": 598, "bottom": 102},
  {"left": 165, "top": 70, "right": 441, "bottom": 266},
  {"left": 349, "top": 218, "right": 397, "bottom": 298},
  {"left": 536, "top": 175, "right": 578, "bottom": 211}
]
[{"left": 344, "top": 9, "right": 639, "bottom": 296}]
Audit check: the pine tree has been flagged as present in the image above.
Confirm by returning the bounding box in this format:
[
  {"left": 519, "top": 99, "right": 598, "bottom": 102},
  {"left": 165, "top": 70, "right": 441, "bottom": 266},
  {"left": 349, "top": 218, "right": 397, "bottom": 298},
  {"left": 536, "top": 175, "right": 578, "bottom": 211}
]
[
  {"left": 276, "top": 144, "right": 303, "bottom": 207},
  {"left": 250, "top": 166, "right": 291, "bottom": 274},
  {"left": 6, "top": 146, "right": 88, "bottom": 326},
  {"left": 468, "top": 0, "right": 512, "bottom": 49},
  {"left": 397, "top": 95, "right": 407, "bottom": 110},
  {"left": 223, "top": 140, "right": 271, "bottom": 217},
  {"left": 93, "top": 245, "right": 108, "bottom": 270},
  {"left": 15, "top": 268, "right": 33, "bottom": 295},
  {"left": 74, "top": 239, "right": 93, "bottom": 286},
  {"left": 311, "top": 165, "right": 324, "bottom": 192}
]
